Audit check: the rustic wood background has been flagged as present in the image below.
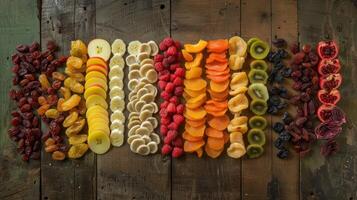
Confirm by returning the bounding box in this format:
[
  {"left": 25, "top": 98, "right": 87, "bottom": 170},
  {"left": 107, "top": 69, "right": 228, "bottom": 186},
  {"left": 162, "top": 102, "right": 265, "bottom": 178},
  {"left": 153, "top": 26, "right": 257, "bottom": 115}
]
[{"left": 0, "top": 0, "right": 356, "bottom": 200}]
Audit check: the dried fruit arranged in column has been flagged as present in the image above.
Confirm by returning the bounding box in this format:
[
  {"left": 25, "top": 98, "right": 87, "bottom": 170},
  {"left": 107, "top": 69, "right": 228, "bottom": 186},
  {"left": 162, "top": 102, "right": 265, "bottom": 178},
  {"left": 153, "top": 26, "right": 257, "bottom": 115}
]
[
  {"left": 86, "top": 39, "right": 111, "bottom": 154},
  {"left": 126, "top": 40, "right": 160, "bottom": 156},
  {"left": 156, "top": 37, "right": 185, "bottom": 158},
  {"left": 315, "top": 41, "right": 346, "bottom": 156},
  {"left": 227, "top": 36, "right": 248, "bottom": 159},
  {"left": 288, "top": 43, "right": 320, "bottom": 156},
  {"left": 245, "top": 38, "right": 270, "bottom": 159},
  {"left": 108, "top": 39, "right": 126, "bottom": 147},
  {"left": 204, "top": 39, "right": 230, "bottom": 158},
  {"left": 182, "top": 39, "right": 207, "bottom": 158}
]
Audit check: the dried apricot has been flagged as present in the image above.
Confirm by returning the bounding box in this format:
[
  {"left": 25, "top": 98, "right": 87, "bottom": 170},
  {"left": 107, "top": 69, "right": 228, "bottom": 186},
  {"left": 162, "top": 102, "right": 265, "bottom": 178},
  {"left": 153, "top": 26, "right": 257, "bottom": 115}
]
[
  {"left": 207, "top": 115, "right": 230, "bottom": 131},
  {"left": 207, "top": 137, "right": 224, "bottom": 150},
  {"left": 184, "top": 88, "right": 206, "bottom": 98},
  {"left": 205, "top": 63, "right": 228, "bottom": 72},
  {"left": 206, "top": 53, "right": 227, "bottom": 64},
  {"left": 184, "top": 40, "right": 208, "bottom": 53},
  {"left": 183, "top": 140, "right": 205, "bottom": 153},
  {"left": 207, "top": 39, "right": 229, "bottom": 53},
  {"left": 68, "top": 143, "right": 89, "bottom": 159},
  {"left": 196, "top": 147, "right": 203, "bottom": 158},
  {"left": 182, "top": 131, "right": 203, "bottom": 142},
  {"left": 207, "top": 74, "right": 230, "bottom": 83},
  {"left": 205, "top": 127, "right": 224, "bottom": 138},
  {"left": 205, "top": 145, "right": 223, "bottom": 158},
  {"left": 61, "top": 94, "right": 81, "bottom": 111},
  {"left": 186, "top": 119, "right": 206, "bottom": 128},
  {"left": 210, "top": 80, "right": 229, "bottom": 93},
  {"left": 184, "top": 107, "right": 207, "bottom": 120},
  {"left": 185, "top": 124, "right": 205, "bottom": 137}
]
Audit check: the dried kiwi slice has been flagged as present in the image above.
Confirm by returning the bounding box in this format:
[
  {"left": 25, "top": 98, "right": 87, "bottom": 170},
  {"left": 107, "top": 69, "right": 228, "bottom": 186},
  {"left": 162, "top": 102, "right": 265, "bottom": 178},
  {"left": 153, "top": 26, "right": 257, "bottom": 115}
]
[
  {"left": 250, "top": 99, "right": 268, "bottom": 115},
  {"left": 247, "top": 37, "right": 260, "bottom": 48},
  {"left": 248, "top": 83, "right": 269, "bottom": 101},
  {"left": 246, "top": 144, "right": 264, "bottom": 159},
  {"left": 249, "top": 60, "right": 268, "bottom": 71},
  {"left": 247, "top": 129, "right": 266, "bottom": 146},
  {"left": 249, "top": 40, "right": 270, "bottom": 60},
  {"left": 248, "top": 69, "right": 268, "bottom": 84},
  {"left": 248, "top": 116, "right": 267, "bottom": 129}
]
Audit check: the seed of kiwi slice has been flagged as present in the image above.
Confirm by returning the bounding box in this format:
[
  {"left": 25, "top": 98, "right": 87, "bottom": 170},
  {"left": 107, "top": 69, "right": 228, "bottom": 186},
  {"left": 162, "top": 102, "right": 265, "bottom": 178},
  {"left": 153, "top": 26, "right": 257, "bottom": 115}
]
[
  {"left": 247, "top": 129, "right": 266, "bottom": 146},
  {"left": 248, "top": 116, "right": 267, "bottom": 129},
  {"left": 248, "top": 69, "right": 268, "bottom": 84},
  {"left": 249, "top": 40, "right": 270, "bottom": 60},
  {"left": 249, "top": 60, "right": 268, "bottom": 71},
  {"left": 250, "top": 99, "right": 268, "bottom": 116},
  {"left": 248, "top": 83, "right": 269, "bottom": 101},
  {"left": 246, "top": 144, "right": 264, "bottom": 159}
]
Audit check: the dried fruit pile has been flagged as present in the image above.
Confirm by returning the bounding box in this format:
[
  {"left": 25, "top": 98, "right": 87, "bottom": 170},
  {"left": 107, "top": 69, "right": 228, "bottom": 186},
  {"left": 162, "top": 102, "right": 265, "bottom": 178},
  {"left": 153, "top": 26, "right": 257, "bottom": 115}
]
[
  {"left": 315, "top": 41, "right": 346, "bottom": 156},
  {"left": 108, "top": 39, "right": 126, "bottom": 147},
  {"left": 9, "top": 41, "right": 65, "bottom": 161},
  {"left": 182, "top": 40, "right": 207, "bottom": 158},
  {"left": 156, "top": 38, "right": 185, "bottom": 158},
  {"left": 85, "top": 39, "right": 111, "bottom": 154},
  {"left": 246, "top": 38, "right": 270, "bottom": 158},
  {"left": 125, "top": 40, "right": 160, "bottom": 155},
  {"left": 227, "top": 36, "right": 249, "bottom": 159}
]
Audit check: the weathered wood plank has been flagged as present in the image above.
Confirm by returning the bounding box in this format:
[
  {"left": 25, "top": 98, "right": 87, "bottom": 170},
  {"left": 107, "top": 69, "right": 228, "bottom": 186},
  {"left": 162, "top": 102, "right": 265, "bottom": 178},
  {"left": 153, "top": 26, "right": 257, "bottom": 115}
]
[
  {"left": 41, "top": 1, "right": 76, "bottom": 199},
  {"left": 96, "top": 1, "right": 171, "bottom": 199},
  {"left": 241, "top": 0, "right": 272, "bottom": 199},
  {"left": 299, "top": 0, "right": 357, "bottom": 199},
  {"left": 171, "top": 0, "right": 241, "bottom": 199},
  {"left": 73, "top": 0, "right": 97, "bottom": 199},
  {"left": 0, "top": 1, "right": 40, "bottom": 199},
  {"left": 270, "top": 1, "right": 299, "bottom": 200}
]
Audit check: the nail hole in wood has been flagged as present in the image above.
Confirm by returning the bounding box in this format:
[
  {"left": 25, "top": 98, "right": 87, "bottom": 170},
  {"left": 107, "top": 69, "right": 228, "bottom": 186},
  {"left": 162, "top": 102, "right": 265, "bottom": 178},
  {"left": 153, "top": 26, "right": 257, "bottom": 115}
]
[
  {"left": 124, "top": 2, "right": 127, "bottom": 6},
  {"left": 46, "top": 20, "right": 49, "bottom": 24},
  {"left": 33, "top": 180, "right": 36, "bottom": 184},
  {"left": 83, "top": 6, "right": 86, "bottom": 11},
  {"left": 349, "top": 197, "right": 353, "bottom": 200},
  {"left": 44, "top": 197, "right": 48, "bottom": 200},
  {"left": 160, "top": 4, "right": 165, "bottom": 9},
  {"left": 6, "top": 56, "right": 9, "bottom": 60},
  {"left": 310, "top": 192, "right": 314, "bottom": 196}
]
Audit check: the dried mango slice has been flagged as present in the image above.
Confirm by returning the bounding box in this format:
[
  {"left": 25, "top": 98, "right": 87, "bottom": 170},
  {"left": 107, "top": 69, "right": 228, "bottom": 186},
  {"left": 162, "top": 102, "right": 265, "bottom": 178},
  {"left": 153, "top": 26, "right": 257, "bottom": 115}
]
[
  {"left": 185, "top": 67, "right": 202, "bottom": 79},
  {"left": 207, "top": 115, "right": 230, "bottom": 131},
  {"left": 184, "top": 140, "right": 205, "bottom": 153},
  {"left": 205, "top": 127, "right": 224, "bottom": 138},
  {"left": 207, "top": 39, "right": 229, "bottom": 53},
  {"left": 185, "top": 53, "right": 203, "bottom": 69},
  {"left": 227, "top": 143, "right": 246, "bottom": 159},
  {"left": 205, "top": 145, "right": 223, "bottom": 158},
  {"left": 228, "top": 93, "right": 249, "bottom": 113},
  {"left": 184, "top": 40, "right": 208, "bottom": 53},
  {"left": 185, "top": 124, "right": 205, "bottom": 137},
  {"left": 210, "top": 79, "right": 229, "bottom": 93},
  {"left": 182, "top": 49, "right": 193, "bottom": 61},
  {"left": 182, "top": 131, "right": 203, "bottom": 142},
  {"left": 183, "top": 78, "right": 207, "bottom": 91}
]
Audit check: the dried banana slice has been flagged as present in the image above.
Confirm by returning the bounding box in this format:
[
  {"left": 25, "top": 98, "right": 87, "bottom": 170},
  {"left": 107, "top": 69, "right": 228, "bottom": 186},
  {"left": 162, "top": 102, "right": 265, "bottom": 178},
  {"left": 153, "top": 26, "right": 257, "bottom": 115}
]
[
  {"left": 135, "top": 126, "right": 150, "bottom": 136},
  {"left": 144, "top": 84, "right": 157, "bottom": 96},
  {"left": 109, "top": 86, "right": 124, "bottom": 99},
  {"left": 134, "top": 100, "right": 146, "bottom": 112},
  {"left": 128, "top": 120, "right": 141, "bottom": 130},
  {"left": 110, "top": 97, "right": 125, "bottom": 112},
  {"left": 149, "top": 102, "right": 159, "bottom": 113},
  {"left": 147, "top": 141, "right": 158, "bottom": 153},
  {"left": 129, "top": 63, "right": 140, "bottom": 71},
  {"left": 137, "top": 52, "right": 149, "bottom": 62},
  {"left": 140, "top": 93, "right": 155, "bottom": 103},
  {"left": 140, "top": 64, "right": 154, "bottom": 77},
  {"left": 128, "top": 69, "right": 141, "bottom": 80},
  {"left": 111, "top": 39, "right": 126, "bottom": 56},
  {"left": 149, "top": 133, "right": 160, "bottom": 144},
  {"left": 130, "top": 138, "right": 145, "bottom": 152},
  {"left": 109, "top": 54, "right": 125, "bottom": 69},
  {"left": 145, "top": 69, "right": 158, "bottom": 83},
  {"left": 141, "top": 135, "right": 152, "bottom": 144},
  {"left": 110, "top": 129, "right": 124, "bottom": 147},
  {"left": 146, "top": 117, "right": 158, "bottom": 128},
  {"left": 139, "top": 43, "right": 151, "bottom": 55},
  {"left": 128, "top": 112, "right": 139, "bottom": 119},
  {"left": 126, "top": 101, "right": 135, "bottom": 112},
  {"left": 137, "top": 88, "right": 149, "bottom": 98},
  {"left": 148, "top": 41, "right": 158, "bottom": 56},
  {"left": 126, "top": 54, "right": 138, "bottom": 66},
  {"left": 111, "top": 111, "right": 125, "bottom": 122},
  {"left": 128, "top": 124, "right": 140, "bottom": 136},
  {"left": 136, "top": 144, "right": 150, "bottom": 155},
  {"left": 109, "top": 77, "right": 123, "bottom": 89},
  {"left": 141, "top": 121, "right": 154, "bottom": 132},
  {"left": 128, "top": 92, "right": 137, "bottom": 101},
  {"left": 109, "top": 65, "right": 124, "bottom": 80},
  {"left": 110, "top": 120, "right": 124, "bottom": 131},
  {"left": 140, "top": 58, "right": 154, "bottom": 66},
  {"left": 139, "top": 110, "right": 152, "bottom": 122},
  {"left": 141, "top": 104, "right": 155, "bottom": 113},
  {"left": 128, "top": 79, "right": 139, "bottom": 91},
  {"left": 127, "top": 40, "right": 141, "bottom": 56},
  {"left": 127, "top": 134, "right": 141, "bottom": 144}
]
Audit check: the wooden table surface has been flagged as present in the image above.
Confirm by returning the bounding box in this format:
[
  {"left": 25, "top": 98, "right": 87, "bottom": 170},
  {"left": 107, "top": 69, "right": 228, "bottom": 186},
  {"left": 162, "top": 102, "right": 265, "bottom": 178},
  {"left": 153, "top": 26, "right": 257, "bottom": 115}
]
[{"left": 0, "top": 0, "right": 356, "bottom": 200}]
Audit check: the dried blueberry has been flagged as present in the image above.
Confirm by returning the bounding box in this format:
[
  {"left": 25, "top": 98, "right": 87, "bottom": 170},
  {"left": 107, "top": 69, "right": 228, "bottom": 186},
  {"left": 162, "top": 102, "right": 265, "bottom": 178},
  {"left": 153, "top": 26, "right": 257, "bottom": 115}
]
[
  {"left": 273, "top": 122, "right": 285, "bottom": 133},
  {"left": 277, "top": 148, "right": 289, "bottom": 159},
  {"left": 272, "top": 38, "right": 287, "bottom": 48},
  {"left": 274, "top": 138, "right": 285, "bottom": 149},
  {"left": 282, "top": 112, "right": 293, "bottom": 124},
  {"left": 281, "top": 67, "right": 292, "bottom": 78},
  {"left": 279, "top": 131, "right": 292, "bottom": 141}
]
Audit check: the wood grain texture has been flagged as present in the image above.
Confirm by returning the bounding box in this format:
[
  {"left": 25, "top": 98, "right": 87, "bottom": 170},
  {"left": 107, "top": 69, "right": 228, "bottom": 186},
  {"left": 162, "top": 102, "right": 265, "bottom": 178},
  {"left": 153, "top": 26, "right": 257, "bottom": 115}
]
[
  {"left": 41, "top": 0, "right": 76, "bottom": 199},
  {"left": 299, "top": 0, "right": 357, "bottom": 199},
  {"left": 0, "top": 1, "right": 40, "bottom": 199},
  {"left": 171, "top": 1, "right": 241, "bottom": 199},
  {"left": 241, "top": 0, "right": 272, "bottom": 199},
  {"left": 270, "top": 0, "right": 299, "bottom": 200},
  {"left": 95, "top": 1, "right": 171, "bottom": 200}
]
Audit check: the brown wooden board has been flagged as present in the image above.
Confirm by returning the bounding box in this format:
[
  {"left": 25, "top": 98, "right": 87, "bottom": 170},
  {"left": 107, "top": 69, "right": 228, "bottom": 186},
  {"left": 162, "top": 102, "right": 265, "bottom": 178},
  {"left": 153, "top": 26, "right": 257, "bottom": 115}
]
[
  {"left": 40, "top": 0, "right": 76, "bottom": 199},
  {"left": 270, "top": 0, "right": 299, "bottom": 200},
  {"left": 95, "top": 0, "right": 171, "bottom": 199},
  {"left": 241, "top": 0, "right": 272, "bottom": 199},
  {"left": 171, "top": 0, "right": 241, "bottom": 199},
  {"left": 299, "top": 0, "right": 357, "bottom": 199},
  {"left": 0, "top": 1, "right": 40, "bottom": 199}
]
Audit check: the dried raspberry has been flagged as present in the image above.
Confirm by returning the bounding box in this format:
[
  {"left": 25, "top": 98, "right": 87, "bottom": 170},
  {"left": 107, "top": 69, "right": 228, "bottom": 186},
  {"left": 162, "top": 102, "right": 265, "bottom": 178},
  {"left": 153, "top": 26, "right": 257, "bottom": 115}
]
[
  {"left": 160, "top": 117, "right": 171, "bottom": 125},
  {"left": 173, "top": 77, "right": 183, "bottom": 86},
  {"left": 174, "top": 86, "right": 184, "bottom": 96},
  {"left": 174, "top": 68, "right": 185, "bottom": 77},
  {"left": 176, "top": 104, "right": 184, "bottom": 114},
  {"left": 172, "top": 147, "right": 183, "bottom": 158},
  {"left": 166, "top": 102, "right": 176, "bottom": 113},
  {"left": 166, "top": 46, "right": 178, "bottom": 56},
  {"left": 173, "top": 114, "right": 184, "bottom": 125},
  {"left": 155, "top": 62, "right": 165, "bottom": 72},
  {"left": 162, "top": 37, "right": 174, "bottom": 47},
  {"left": 172, "top": 137, "right": 183, "bottom": 147},
  {"left": 168, "top": 122, "right": 179, "bottom": 130},
  {"left": 160, "top": 125, "right": 168, "bottom": 136},
  {"left": 160, "top": 91, "right": 171, "bottom": 100},
  {"left": 159, "top": 42, "right": 168, "bottom": 51},
  {"left": 159, "top": 74, "right": 170, "bottom": 82},
  {"left": 160, "top": 100, "right": 169, "bottom": 109},
  {"left": 154, "top": 54, "right": 164, "bottom": 62},
  {"left": 164, "top": 130, "right": 177, "bottom": 144},
  {"left": 167, "top": 55, "right": 176, "bottom": 64},
  {"left": 158, "top": 80, "right": 167, "bottom": 90},
  {"left": 170, "top": 63, "right": 180, "bottom": 71},
  {"left": 165, "top": 82, "right": 175, "bottom": 93},
  {"left": 159, "top": 69, "right": 170, "bottom": 76},
  {"left": 159, "top": 108, "right": 169, "bottom": 118},
  {"left": 174, "top": 40, "right": 181, "bottom": 49},
  {"left": 169, "top": 96, "right": 179, "bottom": 105},
  {"left": 161, "top": 144, "right": 172, "bottom": 155}
]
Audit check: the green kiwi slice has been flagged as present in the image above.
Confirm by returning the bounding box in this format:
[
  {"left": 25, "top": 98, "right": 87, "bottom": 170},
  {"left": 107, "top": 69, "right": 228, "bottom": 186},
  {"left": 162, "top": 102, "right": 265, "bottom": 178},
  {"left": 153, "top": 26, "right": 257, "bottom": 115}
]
[
  {"left": 249, "top": 116, "right": 267, "bottom": 129},
  {"left": 249, "top": 60, "right": 268, "bottom": 71},
  {"left": 247, "top": 37, "right": 260, "bottom": 48},
  {"left": 250, "top": 99, "right": 268, "bottom": 115},
  {"left": 246, "top": 144, "right": 264, "bottom": 159},
  {"left": 247, "top": 129, "right": 266, "bottom": 146},
  {"left": 248, "top": 69, "right": 268, "bottom": 84},
  {"left": 248, "top": 83, "right": 269, "bottom": 101},
  {"left": 249, "top": 40, "right": 270, "bottom": 59}
]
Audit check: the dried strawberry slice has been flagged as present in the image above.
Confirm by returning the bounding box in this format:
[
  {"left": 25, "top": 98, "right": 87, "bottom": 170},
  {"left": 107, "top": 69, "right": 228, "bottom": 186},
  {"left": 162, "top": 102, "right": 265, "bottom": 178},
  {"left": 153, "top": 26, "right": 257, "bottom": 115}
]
[
  {"left": 317, "top": 104, "right": 346, "bottom": 124},
  {"left": 317, "top": 41, "right": 339, "bottom": 59},
  {"left": 317, "top": 89, "right": 340, "bottom": 105},
  {"left": 318, "top": 58, "right": 341, "bottom": 76},
  {"left": 319, "top": 73, "right": 342, "bottom": 91}
]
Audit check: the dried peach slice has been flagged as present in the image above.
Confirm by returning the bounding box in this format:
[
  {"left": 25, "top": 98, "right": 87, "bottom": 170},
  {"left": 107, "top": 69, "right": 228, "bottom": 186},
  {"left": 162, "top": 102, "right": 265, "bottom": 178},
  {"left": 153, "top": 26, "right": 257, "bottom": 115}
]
[
  {"left": 85, "top": 77, "right": 108, "bottom": 91},
  {"left": 183, "top": 78, "right": 207, "bottom": 91},
  {"left": 86, "top": 65, "right": 107, "bottom": 76},
  {"left": 87, "top": 57, "right": 107, "bottom": 68},
  {"left": 207, "top": 74, "right": 230, "bottom": 83},
  {"left": 184, "top": 107, "right": 207, "bottom": 120},
  {"left": 182, "top": 49, "right": 193, "bottom": 61},
  {"left": 185, "top": 124, "right": 205, "bottom": 137},
  {"left": 205, "top": 145, "right": 223, "bottom": 158},
  {"left": 205, "top": 100, "right": 228, "bottom": 109},
  {"left": 184, "top": 140, "right": 205, "bottom": 153},
  {"left": 210, "top": 79, "right": 229, "bottom": 93},
  {"left": 206, "top": 67, "right": 230, "bottom": 76},
  {"left": 185, "top": 53, "right": 203, "bottom": 69},
  {"left": 207, "top": 39, "right": 229, "bottom": 53},
  {"left": 206, "top": 53, "right": 227, "bottom": 64},
  {"left": 182, "top": 131, "right": 203, "bottom": 142},
  {"left": 228, "top": 93, "right": 249, "bottom": 113},
  {"left": 205, "top": 127, "right": 224, "bottom": 138},
  {"left": 230, "top": 72, "right": 248, "bottom": 90},
  {"left": 207, "top": 115, "right": 230, "bottom": 131},
  {"left": 208, "top": 109, "right": 228, "bottom": 117},
  {"left": 205, "top": 62, "right": 228, "bottom": 72},
  {"left": 184, "top": 40, "right": 208, "bottom": 53},
  {"left": 185, "top": 67, "right": 202, "bottom": 79},
  {"left": 207, "top": 137, "right": 225, "bottom": 150}
]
